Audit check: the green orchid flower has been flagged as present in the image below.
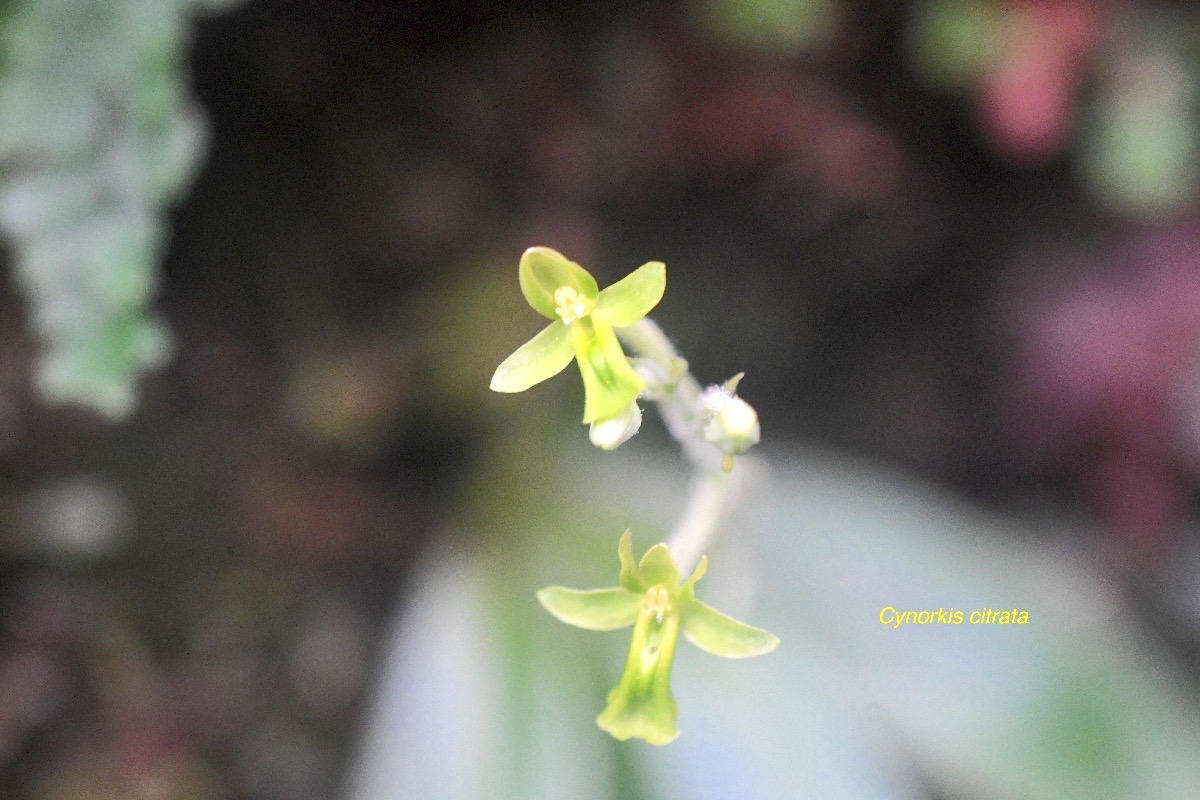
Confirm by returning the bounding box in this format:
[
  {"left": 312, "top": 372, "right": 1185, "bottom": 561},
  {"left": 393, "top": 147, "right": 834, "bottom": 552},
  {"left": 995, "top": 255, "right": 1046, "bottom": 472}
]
[
  {"left": 490, "top": 247, "right": 665, "bottom": 424},
  {"left": 537, "top": 531, "right": 779, "bottom": 745}
]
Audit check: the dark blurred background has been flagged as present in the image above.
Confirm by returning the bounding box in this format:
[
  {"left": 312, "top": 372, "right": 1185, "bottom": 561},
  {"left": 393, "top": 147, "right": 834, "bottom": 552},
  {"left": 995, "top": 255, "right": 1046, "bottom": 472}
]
[{"left": 4, "top": 0, "right": 1200, "bottom": 797}]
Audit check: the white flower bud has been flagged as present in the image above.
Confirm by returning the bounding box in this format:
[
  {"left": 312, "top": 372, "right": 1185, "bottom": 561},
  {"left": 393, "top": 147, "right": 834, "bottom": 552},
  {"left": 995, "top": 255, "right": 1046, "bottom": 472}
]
[
  {"left": 589, "top": 400, "right": 643, "bottom": 451},
  {"left": 704, "top": 394, "right": 760, "bottom": 456}
]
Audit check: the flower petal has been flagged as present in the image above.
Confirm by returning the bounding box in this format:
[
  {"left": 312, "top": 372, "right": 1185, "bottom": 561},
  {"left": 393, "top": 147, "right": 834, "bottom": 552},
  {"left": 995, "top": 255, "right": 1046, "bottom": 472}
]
[
  {"left": 682, "top": 600, "right": 780, "bottom": 658},
  {"left": 596, "top": 261, "right": 665, "bottom": 326},
  {"left": 519, "top": 247, "right": 599, "bottom": 320},
  {"left": 537, "top": 586, "right": 642, "bottom": 631},
  {"left": 572, "top": 315, "right": 645, "bottom": 423},
  {"left": 617, "top": 530, "right": 645, "bottom": 594},
  {"left": 637, "top": 543, "right": 680, "bottom": 589},
  {"left": 490, "top": 321, "right": 574, "bottom": 393},
  {"left": 679, "top": 555, "right": 708, "bottom": 602}
]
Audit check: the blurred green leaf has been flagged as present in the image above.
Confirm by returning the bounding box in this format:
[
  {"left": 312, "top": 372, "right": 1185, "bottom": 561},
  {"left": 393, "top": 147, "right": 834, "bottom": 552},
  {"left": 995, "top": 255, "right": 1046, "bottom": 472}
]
[
  {"left": 1079, "top": 35, "right": 1200, "bottom": 217},
  {"left": 0, "top": 0, "right": 239, "bottom": 418},
  {"left": 908, "top": 0, "right": 1003, "bottom": 90},
  {"left": 697, "top": 0, "right": 837, "bottom": 55}
]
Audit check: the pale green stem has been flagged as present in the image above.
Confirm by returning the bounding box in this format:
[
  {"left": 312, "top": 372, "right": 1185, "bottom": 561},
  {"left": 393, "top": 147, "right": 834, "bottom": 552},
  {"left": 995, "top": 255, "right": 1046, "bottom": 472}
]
[{"left": 616, "top": 318, "right": 745, "bottom": 574}]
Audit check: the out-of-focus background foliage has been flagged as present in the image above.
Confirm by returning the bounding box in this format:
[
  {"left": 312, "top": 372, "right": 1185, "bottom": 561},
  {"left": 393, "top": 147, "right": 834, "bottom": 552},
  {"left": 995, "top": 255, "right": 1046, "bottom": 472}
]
[{"left": 5, "top": 0, "right": 1200, "bottom": 798}]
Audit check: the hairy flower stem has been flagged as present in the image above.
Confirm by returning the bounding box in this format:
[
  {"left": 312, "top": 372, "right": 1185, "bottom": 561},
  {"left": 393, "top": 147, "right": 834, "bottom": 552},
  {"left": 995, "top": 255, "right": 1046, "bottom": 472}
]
[{"left": 616, "top": 318, "right": 746, "bottom": 574}]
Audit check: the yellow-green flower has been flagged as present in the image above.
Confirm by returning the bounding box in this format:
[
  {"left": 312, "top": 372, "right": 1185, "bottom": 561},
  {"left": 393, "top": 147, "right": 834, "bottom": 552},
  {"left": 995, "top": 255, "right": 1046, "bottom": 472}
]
[
  {"left": 537, "top": 531, "right": 779, "bottom": 745},
  {"left": 490, "top": 247, "right": 665, "bottom": 423}
]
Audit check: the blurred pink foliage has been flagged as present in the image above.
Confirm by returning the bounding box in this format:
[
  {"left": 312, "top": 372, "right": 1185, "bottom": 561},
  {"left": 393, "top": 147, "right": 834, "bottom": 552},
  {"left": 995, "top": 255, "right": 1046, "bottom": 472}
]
[
  {"left": 1005, "top": 226, "right": 1200, "bottom": 565},
  {"left": 979, "top": 0, "right": 1103, "bottom": 161}
]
